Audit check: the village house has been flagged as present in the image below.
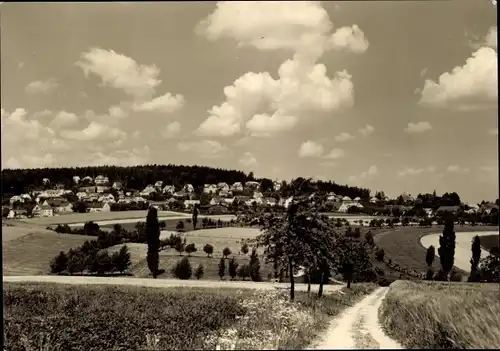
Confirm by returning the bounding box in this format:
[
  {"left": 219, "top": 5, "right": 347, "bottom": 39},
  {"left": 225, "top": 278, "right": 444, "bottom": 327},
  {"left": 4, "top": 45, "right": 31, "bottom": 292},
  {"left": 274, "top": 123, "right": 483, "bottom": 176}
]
[
  {"left": 183, "top": 184, "right": 194, "bottom": 193},
  {"left": 96, "top": 186, "right": 110, "bottom": 193},
  {"left": 140, "top": 185, "right": 157, "bottom": 197},
  {"left": 353, "top": 197, "right": 361, "bottom": 202},
  {"left": 173, "top": 191, "right": 188, "bottom": 200},
  {"left": 73, "top": 176, "right": 80, "bottom": 184},
  {"left": 184, "top": 199, "right": 201, "bottom": 209},
  {"left": 253, "top": 191, "right": 263, "bottom": 199},
  {"left": 42, "top": 178, "right": 50, "bottom": 185},
  {"left": 20, "top": 194, "right": 32, "bottom": 201},
  {"left": 94, "top": 175, "right": 109, "bottom": 186},
  {"left": 219, "top": 189, "right": 233, "bottom": 198},
  {"left": 112, "top": 181, "right": 123, "bottom": 190},
  {"left": 263, "top": 197, "right": 277, "bottom": 206},
  {"left": 82, "top": 176, "right": 93, "bottom": 184},
  {"left": 210, "top": 197, "right": 223, "bottom": 206},
  {"left": 80, "top": 186, "right": 97, "bottom": 194},
  {"left": 32, "top": 203, "right": 54, "bottom": 217},
  {"left": 342, "top": 196, "right": 353, "bottom": 204},
  {"left": 435, "top": 206, "right": 460, "bottom": 214},
  {"left": 87, "top": 202, "right": 111, "bottom": 213},
  {"left": 369, "top": 197, "right": 378, "bottom": 204},
  {"left": 208, "top": 203, "right": 229, "bottom": 215},
  {"left": 273, "top": 181, "right": 281, "bottom": 191},
  {"left": 98, "top": 194, "right": 116, "bottom": 203},
  {"left": 231, "top": 182, "right": 243, "bottom": 192},
  {"left": 217, "top": 182, "right": 230, "bottom": 192},
  {"left": 222, "top": 197, "right": 235, "bottom": 205},
  {"left": 162, "top": 185, "right": 176, "bottom": 194},
  {"left": 423, "top": 208, "right": 434, "bottom": 217},
  {"left": 204, "top": 184, "right": 218, "bottom": 194},
  {"left": 150, "top": 201, "right": 167, "bottom": 210},
  {"left": 326, "top": 192, "right": 338, "bottom": 202},
  {"left": 38, "top": 189, "right": 64, "bottom": 200},
  {"left": 9, "top": 195, "right": 24, "bottom": 205},
  {"left": 245, "top": 181, "right": 260, "bottom": 191},
  {"left": 44, "top": 198, "right": 73, "bottom": 214}
]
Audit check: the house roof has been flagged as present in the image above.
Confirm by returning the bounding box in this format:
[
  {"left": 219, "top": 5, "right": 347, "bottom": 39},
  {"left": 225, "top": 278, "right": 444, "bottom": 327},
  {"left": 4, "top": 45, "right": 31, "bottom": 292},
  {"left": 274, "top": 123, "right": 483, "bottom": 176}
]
[{"left": 436, "top": 206, "right": 460, "bottom": 212}]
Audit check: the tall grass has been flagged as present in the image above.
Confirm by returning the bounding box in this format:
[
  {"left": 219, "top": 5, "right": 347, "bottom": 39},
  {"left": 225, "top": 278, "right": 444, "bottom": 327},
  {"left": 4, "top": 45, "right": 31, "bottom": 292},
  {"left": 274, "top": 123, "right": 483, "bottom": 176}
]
[{"left": 379, "top": 280, "right": 500, "bottom": 349}]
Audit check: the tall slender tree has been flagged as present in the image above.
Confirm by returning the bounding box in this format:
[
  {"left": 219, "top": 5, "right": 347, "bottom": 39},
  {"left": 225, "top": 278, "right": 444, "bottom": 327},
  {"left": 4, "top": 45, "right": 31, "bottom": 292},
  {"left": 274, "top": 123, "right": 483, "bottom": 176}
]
[
  {"left": 192, "top": 204, "right": 199, "bottom": 231},
  {"left": 146, "top": 207, "right": 161, "bottom": 278},
  {"left": 468, "top": 235, "right": 482, "bottom": 282},
  {"left": 437, "top": 214, "right": 456, "bottom": 280}
]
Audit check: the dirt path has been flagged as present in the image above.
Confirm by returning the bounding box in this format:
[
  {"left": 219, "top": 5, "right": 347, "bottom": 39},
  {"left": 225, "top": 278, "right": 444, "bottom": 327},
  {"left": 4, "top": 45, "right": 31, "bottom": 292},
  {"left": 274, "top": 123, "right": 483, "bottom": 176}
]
[
  {"left": 3, "top": 275, "right": 344, "bottom": 294},
  {"left": 310, "top": 287, "right": 402, "bottom": 350}
]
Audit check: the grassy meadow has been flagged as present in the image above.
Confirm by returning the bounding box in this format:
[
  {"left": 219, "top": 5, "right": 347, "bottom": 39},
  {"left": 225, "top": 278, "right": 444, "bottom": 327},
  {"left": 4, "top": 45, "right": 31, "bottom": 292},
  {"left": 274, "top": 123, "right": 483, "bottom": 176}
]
[
  {"left": 379, "top": 280, "right": 500, "bottom": 349},
  {"left": 4, "top": 282, "right": 378, "bottom": 350}
]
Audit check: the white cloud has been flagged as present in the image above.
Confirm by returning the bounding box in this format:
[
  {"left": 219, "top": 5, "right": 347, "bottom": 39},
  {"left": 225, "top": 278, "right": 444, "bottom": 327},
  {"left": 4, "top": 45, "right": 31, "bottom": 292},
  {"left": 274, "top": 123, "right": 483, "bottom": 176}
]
[
  {"left": 1, "top": 108, "right": 55, "bottom": 142},
  {"left": 76, "top": 47, "right": 161, "bottom": 99},
  {"left": 485, "top": 26, "right": 497, "bottom": 49},
  {"left": 398, "top": 166, "right": 436, "bottom": 177},
  {"left": 404, "top": 121, "right": 433, "bottom": 134},
  {"left": 25, "top": 79, "right": 59, "bottom": 95},
  {"left": 358, "top": 124, "right": 374, "bottom": 137},
  {"left": 349, "top": 165, "right": 378, "bottom": 183},
  {"left": 418, "top": 47, "right": 497, "bottom": 110},
  {"left": 161, "top": 121, "right": 181, "bottom": 139},
  {"left": 239, "top": 151, "right": 258, "bottom": 168},
  {"left": 60, "top": 121, "right": 126, "bottom": 142},
  {"left": 32, "top": 110, "right": 53, "bottom": 119},
  {"left": 334, "top": 132, "right": 355, "bottom": 142},
  {"left": 85, "top": 146, "right": 150, "bottom": 167},
  {"left": 49, "top": 111, "right": 79, "bottom": 129},
  {"left": 446, "top": 165, "right": 470, "bottom": 174},
  {"left": 109, "top": 105, "right": 128, "bottom": 119},
  {"left": 177, "top": 140, "right": 226, "bottom": 158},
  {"left": 196, "top": 2, "right": 365, "bottom": 137},
  {"left": 298, "top": 140, "right": 324, "bottom": 158},
  {"left": 132, "top": 92, "right": 185, "bottom": 113},
  {"left": 488, "top": 127, "right": 498, "bottom": 135},
  {"left": 325, "top": 148, "right": 345, "bottom": 159},
  {"left": 329, "top": 25, "right": 369, "bottom": 54}
]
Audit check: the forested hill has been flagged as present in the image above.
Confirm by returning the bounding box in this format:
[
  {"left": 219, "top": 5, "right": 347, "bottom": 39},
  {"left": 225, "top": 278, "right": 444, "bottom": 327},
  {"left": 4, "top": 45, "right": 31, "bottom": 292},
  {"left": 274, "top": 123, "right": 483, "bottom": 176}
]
[{"left": 1, "top": 164, "right": 371, "bottom": 199}]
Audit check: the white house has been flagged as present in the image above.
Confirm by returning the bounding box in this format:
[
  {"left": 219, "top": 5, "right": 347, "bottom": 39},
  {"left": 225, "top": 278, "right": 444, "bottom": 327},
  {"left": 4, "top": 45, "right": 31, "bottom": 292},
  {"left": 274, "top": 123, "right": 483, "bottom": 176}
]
[
  {"left": 154, "top": 181, "right": 164, "bottom": 189},
  {"left": 82, "top": 176, "right": 93, "bottom": 184},
  {"left": 342, "top": 196, "right": 352, "bottom": 204},
  {"left": 210, "top": 197, "right": 223, "bottom": 206},
  {"left": 162, "top": 185, "right": 176, "bottom": 194},
  {"left": 231, "top": 182, "right": 243, "bottom": 192},
  {"left": 94, "top": 175, "right": 109, "bottom": 185},
  {"left": 98, "top": 194, "right": 116, "bottom": 203},
  {"left": 284, "top": 196, "right": 294, "bottom": 209},
  {"left": 273, "top": 181, "right": 282, "bottom": 191},
  {"left": 112, "top": 182, "right": 123, "bottom": 190},
  {"left": 72, "top": 176, "right": 80, "bottom": 184},
  {"left": 369, "top": 197, "right": 378, "bottom": 204},
  {"left": 253, "top": 191, "right": 263, "bottom": 199},
  {"left": 183, "top": 184, "right": 194, "bottom": 193},
  {"left": 32, "top": 203, "right": 54, "bottom": 217},
  {"left": 140, "top": 185, "right": 157, "bottom": 197},
  {"left": 353, "top": 197, "right": 361, "bottom": 202},
  {"left": 204, "top": 184, "right": 218, "bottom": 194},
  {"left": 223, "top": 197, "right": 235, "bottom": 205},
  {"left": 217, "top": 182, "right": 230, "bottom": 192},
  {"left": 184, "top": 199, "right": 201, "bottom": 209},
  {"left": 10, "top": 195, "right": 24, "bottom": 204},
  {"left": 7, "top": 209, "right": 28, "bottom": 219},
  {"left": 42, "top": 178, "right": 50, "bottom": 185},
  {"left": 245, "top": 181, "right": 260, "bottom": 190}
]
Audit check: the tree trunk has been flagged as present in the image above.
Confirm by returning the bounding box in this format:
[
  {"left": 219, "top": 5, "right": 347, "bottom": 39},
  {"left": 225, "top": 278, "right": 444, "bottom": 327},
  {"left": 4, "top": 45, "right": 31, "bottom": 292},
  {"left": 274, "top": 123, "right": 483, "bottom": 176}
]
[
  {"left": 289, "top": 259, "right": 295, "bottom": 301},
  {"left": 307, "top": 268, "right": 311, "bottom": 293},
  {"left": 318, "top": 271, "right": 324, "bottom": 297},
  {"left": 347, "top": 279, "right": 351, "bottom": 289}
]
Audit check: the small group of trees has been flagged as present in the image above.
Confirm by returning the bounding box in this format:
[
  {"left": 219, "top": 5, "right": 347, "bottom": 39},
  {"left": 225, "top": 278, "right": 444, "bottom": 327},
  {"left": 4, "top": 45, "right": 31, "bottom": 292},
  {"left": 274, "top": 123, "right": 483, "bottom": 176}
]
[
  {"left": 424, "top": 215, "right": 500, "bottom": 283},
  {"left": 218, "top": 248, "right": 261, "bottom": 281},
  {"left": 171, "top": 257, "right": 204, "bottom": 280},
  {"left": 50, "top": 243, "right": 131, "bottom": 275}
]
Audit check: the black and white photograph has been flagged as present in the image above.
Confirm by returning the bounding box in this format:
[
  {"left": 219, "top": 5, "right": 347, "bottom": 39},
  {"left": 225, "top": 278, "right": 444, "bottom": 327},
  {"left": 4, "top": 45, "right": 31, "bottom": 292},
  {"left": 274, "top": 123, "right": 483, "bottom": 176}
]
[{"left": 1, "top": 1, "right": 499, "bottom": 350}]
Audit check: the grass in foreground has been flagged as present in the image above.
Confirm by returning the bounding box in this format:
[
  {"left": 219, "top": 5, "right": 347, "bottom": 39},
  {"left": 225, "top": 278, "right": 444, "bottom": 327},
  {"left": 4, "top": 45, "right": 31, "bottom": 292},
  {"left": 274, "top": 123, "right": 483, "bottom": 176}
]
[
  {"left": 379, "top": 280, "right": 500, "bottom": 349},
  {"left": 4, "top": 282, "right": 377, "bottom": 350}
]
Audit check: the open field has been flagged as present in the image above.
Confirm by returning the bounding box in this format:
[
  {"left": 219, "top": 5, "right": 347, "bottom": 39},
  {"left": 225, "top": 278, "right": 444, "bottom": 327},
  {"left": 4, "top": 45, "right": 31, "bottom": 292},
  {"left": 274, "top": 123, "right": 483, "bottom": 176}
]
[
  {"left": 3, "top": 281, "right": 376, "bottom": 350},
  {"left": 2, "top": 223, "right": 55, "bottom": 242},
  {"left": 19, "top": 210, "right": 188, "bottom": 226},
  {"left": 68, "top": 214, "right": 237, "bottom": 227},
  {"left": 3, "top": 230, "right": 96, "bottom": 275},
  {"left": 379, "top": 280, "right": 500, "bottom": 349},
  {"left": 373, "top": 226, "right": 497, "bottom": 276},
  {"left": 479, "top": 234, "right": 499, "bottom": 252},
  {"left": 420, "top": 231, "right": 495, "bottom": 273}
]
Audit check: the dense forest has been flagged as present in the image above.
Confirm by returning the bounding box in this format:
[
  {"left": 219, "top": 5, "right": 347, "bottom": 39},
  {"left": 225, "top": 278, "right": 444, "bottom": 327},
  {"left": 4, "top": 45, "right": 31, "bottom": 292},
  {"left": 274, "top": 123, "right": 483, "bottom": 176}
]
[{"left": 1, "top": 165, "right": 370, "bottom": 199}]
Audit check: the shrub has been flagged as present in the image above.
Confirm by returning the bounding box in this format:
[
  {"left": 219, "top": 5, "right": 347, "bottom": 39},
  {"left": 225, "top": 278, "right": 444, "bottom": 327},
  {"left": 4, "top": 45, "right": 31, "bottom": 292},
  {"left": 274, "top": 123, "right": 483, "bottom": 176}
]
[
  {"left": 222, "top": 247, "right": 232, "bottom": 258},
  {"left": 218, "top": 258, "right": 226, "bottom": 279},
  {"left": 111, "top": 245, "right": 132, "bottom": 273},
  {"left": 50, "top": 251, "right": 68, "bottom": 274},
  {"left": 175, "top": 239, "right": 186, "bottom": 256},
  {"left": 241, "top": 243, "right": 249, "bottom": 255},
  {"left": 185, "top": 243, "right": 197, "bottom": 257},
  {"left": 375, "top": 248, "right": 385, "bottom": 262},
  {"left": 364, "top": 231, "right": 375, "bottom": 246},
  {"left": 67, "top": 249, "right": 85, "bottom": 275},
  {"left": 229, "top": 258, "right": 238, "bottom": 280},
  {"left": 203, "top": 244, "right": 214, "bottom": 258},
  {"left": 194, "top": 264, "right": 204, "bottom": 280},
  {"left": 249, "top": 248, "right": 261, "bottom": 282},
  {"left": 449, "top": 269, "right": 462, "bottom": 282},
  {"left": 425, "top": 268, "right": 434, "bottom": 280},
  {"left": 95, "top": 251, "right": 112, "bottom": 275},
  {"left": 237, "top": 264, "right": 250, "bottom": 280},
  {"left": 172, "top": 257, "right": 192, "bottom": 280}
]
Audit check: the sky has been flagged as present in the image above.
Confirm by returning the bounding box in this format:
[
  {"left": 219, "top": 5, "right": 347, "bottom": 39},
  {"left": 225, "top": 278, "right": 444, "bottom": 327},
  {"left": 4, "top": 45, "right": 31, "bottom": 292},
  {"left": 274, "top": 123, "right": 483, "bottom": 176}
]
[{"left": 0, "top": 1, "right": 498, "bottom": 203}]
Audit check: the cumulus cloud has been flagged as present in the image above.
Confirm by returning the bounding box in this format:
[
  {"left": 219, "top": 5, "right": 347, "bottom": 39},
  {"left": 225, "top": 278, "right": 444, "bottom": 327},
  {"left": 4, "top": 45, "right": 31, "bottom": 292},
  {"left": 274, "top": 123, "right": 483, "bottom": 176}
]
[
  {"left": 404, "top": 121, "right": 433, "bottom": 134},
  {"left": 161, "top": 121, "right": 181, "bottom": 139},
  {"left": 177, "top": 140, "right": 226, "bottom": 158},
  {"left": 325, "top": 148, "right": 345, "bottom": 159},
  {"left": 398, "top": 166, "right": 436, "bottom": 177},
  {"left": 334, "top": 132, "right": 355, "bottom": 142},
  {"left": 196, "top": 2, "right": 366, "bottom": 137},
  {"left": 239, "top": 151, "right": 258, "bottom": 168},
  {"left": 60, "top": 121, "right": 126, "bottom": 142},
  {"left": 418, "top": 27, "right": 497, "bottom": 111},
  {"left": 1, "top": 108, "right": 55, "bottom": 142},
  {"left": 109, "top": 105, "right": 128, "bottom": 119},
  {"left": 84, "top": 146, "right": 150, "bottom": 167},
  {"left": 358, "top": 124, "right": 374, "bottom": 137},
  {"left": 49, "top": 111, "right": 79, "bottom": 129},
  {"left": 446, "top": 165, "right": 470, "bottom": 174},
  {"left": 132, "top": 92, "right": 185, "bottom": 113},
  {"left": 298, "top": 140, "right": 324, "bottom": 158},
  {"left": 25, "top": 79, "right": 59, "bottom": 95},
  {"left": 329, "top": 25, "right": 369, "bottom": 54},
  {"left": 76, "top": 48, "right": 161, "bottom": 99}
]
